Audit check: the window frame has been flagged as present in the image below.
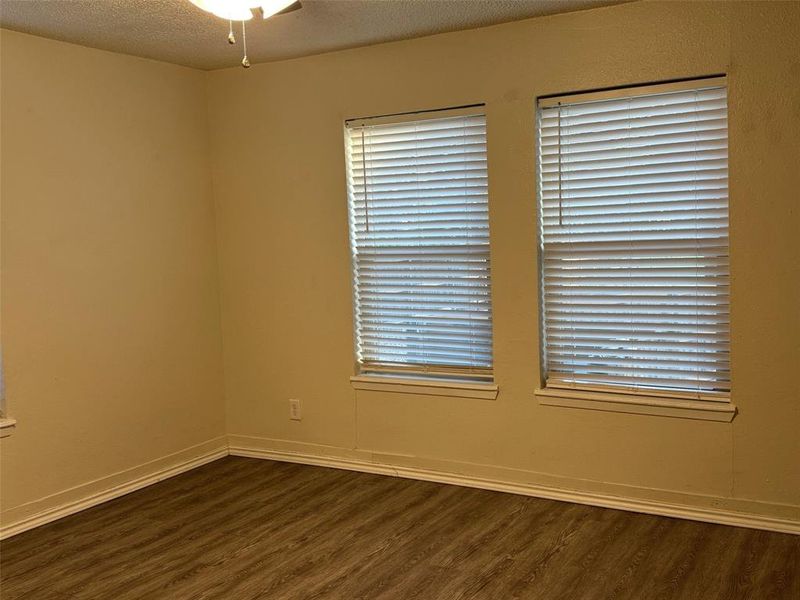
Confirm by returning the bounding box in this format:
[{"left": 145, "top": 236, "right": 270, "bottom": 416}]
[
  {"left": 343, "top": 105, "right": 497, "bottom": 394},
  {"left": 0, "top": 347, "right": 15, "bottom": 438},
  {"left": 534, "top": 77, "right": 736, "bottom": 421}
]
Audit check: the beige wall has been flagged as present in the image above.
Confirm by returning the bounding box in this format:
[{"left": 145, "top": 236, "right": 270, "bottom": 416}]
[
  {"left": 0, "top": 31, "right": 226, "bottom": 522},
  {"left": 207, "top": 1, "right": 799, "bottom": 519}
]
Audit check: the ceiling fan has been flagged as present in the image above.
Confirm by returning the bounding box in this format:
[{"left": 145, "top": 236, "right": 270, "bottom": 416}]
[{"left": 188, "top": 0, "right": 303, "bottom": 68}]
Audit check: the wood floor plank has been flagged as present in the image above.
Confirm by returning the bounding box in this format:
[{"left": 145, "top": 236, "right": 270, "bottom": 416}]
[{"left": 1, "top": 456, "right": 798, "bottom": 600}]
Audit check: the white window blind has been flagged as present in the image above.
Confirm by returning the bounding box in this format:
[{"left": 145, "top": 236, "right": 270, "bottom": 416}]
[
  {"left": 538, "top": 79, "right": 730, "bottom": 399},
  {"left": 345, "top": 108, "right": 493, "bottom": 380}
]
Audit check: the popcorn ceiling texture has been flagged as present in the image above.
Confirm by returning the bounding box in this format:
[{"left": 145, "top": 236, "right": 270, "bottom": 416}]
[{"left": 0, "top": 0, "right": 628, "bottom": 70}]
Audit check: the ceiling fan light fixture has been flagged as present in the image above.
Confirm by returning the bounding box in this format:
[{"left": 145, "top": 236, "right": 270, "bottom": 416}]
[
  {"left": 188, "top": 0, "right": 303, "bottom": 68},
  {"left": 189, "top": 0, "right": 300, "bottom": 21},
  {"left": 189, "top": 0, "right": 254, "bottom": 21}
]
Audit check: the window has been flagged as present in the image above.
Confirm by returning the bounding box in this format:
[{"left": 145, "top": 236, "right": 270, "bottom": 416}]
[
  {"left": 0, "top": 346, "right": 13, "bottom": 438},
  {"left": 345, "top": 107, "right": 493, "bottom": 383},
  {"left": 537, "top": 78, "right": 731, "bottom": 412}
]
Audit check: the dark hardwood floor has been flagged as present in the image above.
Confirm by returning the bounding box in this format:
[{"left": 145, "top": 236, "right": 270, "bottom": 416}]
[{"left": 1, "top": 456, "right": 798, "bottom": 599}]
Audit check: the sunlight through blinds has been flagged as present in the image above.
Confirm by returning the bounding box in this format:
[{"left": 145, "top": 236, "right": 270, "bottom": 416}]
[
  {"left": 345, "top": 109, "right": 493, "bottom": 379},
  {"left": 538, "top": 79, "right": 730, "bottom": 398}
]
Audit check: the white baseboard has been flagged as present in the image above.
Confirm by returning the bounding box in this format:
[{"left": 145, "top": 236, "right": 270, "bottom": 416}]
[
  {"left": 0, "top": 436, "right": 228, "bottom": 540},
  {"left": 3, "top": 433, "right": 797, "bottom": 539},
  {"left": 229, "top": 435, "right": 800, "bottom": 535}
]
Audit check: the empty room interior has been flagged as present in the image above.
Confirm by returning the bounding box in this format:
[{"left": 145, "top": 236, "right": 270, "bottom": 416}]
[{"left": 0, "top": 0, "right": 798, "bottom": 598}]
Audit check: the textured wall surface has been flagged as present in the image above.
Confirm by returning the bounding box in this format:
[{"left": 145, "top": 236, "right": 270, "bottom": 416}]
[
  {"left": 0, "top": 31, "right": 226, "bottom": 520},
  {"left": 207, "top": 1, "right": 800, "bottom": 518}
]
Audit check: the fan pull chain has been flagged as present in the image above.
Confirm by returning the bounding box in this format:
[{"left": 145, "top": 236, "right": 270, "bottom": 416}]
[
  {"left": 241, "top": 21, "right": 250, "bottom": 68},
  {"left": 227, "top": 20, "right": 236, "bottom": 44}
]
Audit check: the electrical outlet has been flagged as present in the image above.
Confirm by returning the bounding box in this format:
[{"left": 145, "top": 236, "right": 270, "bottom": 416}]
[{"left": 289, "top": 398, "right": 302, "bottom": 421}]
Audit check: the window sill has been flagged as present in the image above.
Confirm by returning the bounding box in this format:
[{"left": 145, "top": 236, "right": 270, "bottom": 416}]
[
  {"left": 535, "top": 387, "right": 736, "bottom": 422},
  {"left": 351, "top": 375, "right": 498, "bottom": 400},
  {"left": 0, "top": 416, "right": 17, "bottom": 438}
]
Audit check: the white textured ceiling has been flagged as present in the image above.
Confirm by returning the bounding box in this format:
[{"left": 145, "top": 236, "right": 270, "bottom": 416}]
[{"left": 0, "top": 0, "right": 629, "bottom": 70}]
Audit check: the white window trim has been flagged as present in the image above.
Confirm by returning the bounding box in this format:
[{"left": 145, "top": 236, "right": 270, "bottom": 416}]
[
  {"left": 351, "top": 375, "right": 498, "bottom": 400},
  {"left": 535, "top": 386, "right": 736, "bottom": 422}
]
